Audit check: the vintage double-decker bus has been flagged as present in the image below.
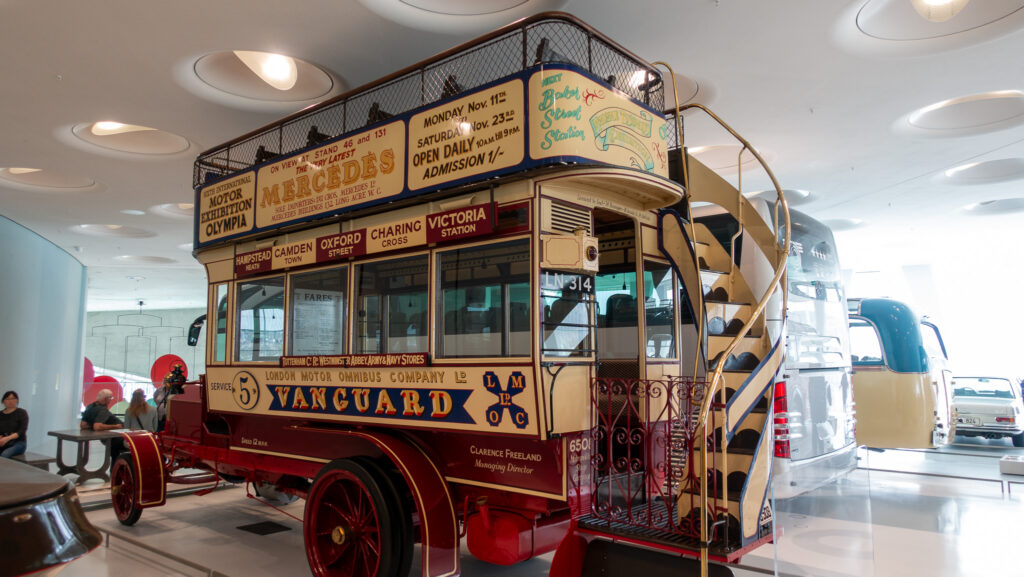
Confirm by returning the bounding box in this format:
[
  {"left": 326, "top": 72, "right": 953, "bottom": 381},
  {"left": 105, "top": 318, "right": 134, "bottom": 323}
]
[{"left": 111, "top": 13, "right": 790, "bottom": 577}]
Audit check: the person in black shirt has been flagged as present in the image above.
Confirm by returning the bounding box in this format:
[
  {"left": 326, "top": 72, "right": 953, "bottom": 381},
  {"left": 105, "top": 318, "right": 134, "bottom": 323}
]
[
  {"left": 80, "top": 389, "right": 123, "bottom": 431},
  {"left": 81, "top": 388, "right": 124, "bottom": 457},
  {"left": 0, "top": 390, "right": 28, "bottom": 459}
]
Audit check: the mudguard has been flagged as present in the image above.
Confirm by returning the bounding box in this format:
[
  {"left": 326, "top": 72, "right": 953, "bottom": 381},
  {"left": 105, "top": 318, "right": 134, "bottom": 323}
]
[
  {"left": 119, "top": 430, "right": 166, "bottom": 508},
  {"left": 346, "top": 431, "right": 459, "bottom": 577}
]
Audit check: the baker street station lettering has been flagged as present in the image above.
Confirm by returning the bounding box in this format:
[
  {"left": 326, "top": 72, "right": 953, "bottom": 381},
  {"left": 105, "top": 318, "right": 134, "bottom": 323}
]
[{"left": 267, "top": 384, "right": 475, "bottom": 424}]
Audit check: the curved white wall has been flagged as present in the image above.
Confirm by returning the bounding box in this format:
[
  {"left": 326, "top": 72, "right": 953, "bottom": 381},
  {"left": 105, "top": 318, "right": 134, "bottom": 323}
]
[{"left": 0, "top": 216, "right": 86, "bottom": 454}]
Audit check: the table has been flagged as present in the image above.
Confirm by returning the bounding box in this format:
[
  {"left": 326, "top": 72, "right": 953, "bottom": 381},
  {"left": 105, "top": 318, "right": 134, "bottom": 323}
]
[{"left": 47, "top": 429, "right": 124, "bottom": 485}]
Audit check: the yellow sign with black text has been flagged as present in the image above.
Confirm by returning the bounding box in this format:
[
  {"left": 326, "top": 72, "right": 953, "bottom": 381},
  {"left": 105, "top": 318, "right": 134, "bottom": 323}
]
[
  {"left": 255, "top": 121, "right": 406, "bottom": 229},
  {"left": 198, "top": 172, "right": 257, "bottom": 243},
  {"left": 408, "top": 79, "right": 525, "bottom": 190}
]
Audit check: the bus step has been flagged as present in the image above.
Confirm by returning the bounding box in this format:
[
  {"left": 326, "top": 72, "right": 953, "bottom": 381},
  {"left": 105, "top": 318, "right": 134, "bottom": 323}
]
[{"left": 580, "top": 538, "right": 735, "bottom": 577}]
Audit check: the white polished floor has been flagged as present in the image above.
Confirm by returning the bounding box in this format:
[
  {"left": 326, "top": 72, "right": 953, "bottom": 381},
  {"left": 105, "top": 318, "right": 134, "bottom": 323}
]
[{"left": 59, "top": 436, "right": 1024, "bottom": 577}]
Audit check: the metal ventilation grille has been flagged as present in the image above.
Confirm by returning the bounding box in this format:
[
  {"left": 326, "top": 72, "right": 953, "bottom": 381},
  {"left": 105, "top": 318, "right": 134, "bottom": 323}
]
[{"left": 550, "top": 203, "right": 591, "bottom": 235}]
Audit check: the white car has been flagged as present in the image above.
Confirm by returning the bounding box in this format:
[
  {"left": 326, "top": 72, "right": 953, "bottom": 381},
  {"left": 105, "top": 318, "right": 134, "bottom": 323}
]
[{"left": 952, "top": 376, "right": 1024, "bottom": 447}]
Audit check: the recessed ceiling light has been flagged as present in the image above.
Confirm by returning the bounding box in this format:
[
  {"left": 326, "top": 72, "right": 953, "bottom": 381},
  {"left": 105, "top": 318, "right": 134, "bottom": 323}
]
[
  {"left": 840, "top": 0, "right": 1024, "bottom": 54},
  {"left": 70, "top": 224, "right": 156, "bottom": 238},
  {"left": 192, "top": 50, "right": 335, "bottom": 105},
  {"left": 151, "top": 202, "right": 194, "bottom": 219},
  {"left": 822, "top": 218, "right": 865, "bottom": 231},
  {"left": 120, "top": 209, "right": 146, "bottom": 216},
  {"left": 962, "top": 197, "right": 1024, "bottom": 214},
  {"left": 910, "top": 0, "right": 969, "bottom": 22},
  {"left": 234, "top": 51, "right": 298, "bottom": 91},
  {"left": 91, "top": 121, "right": 155, "bottom": 136},
  {"left": 126, "top": 275, "right": 146, "bottom": 281},
  {"left": 0, "top": 168, "right": 96, "bottom": 190},
  {"left": 944, "top": 157, "right": 1024, "bottom": 184},
  {"left": 900, "top": 90, "right": 1024, "bottom": 137},
  {"left": 357, "top": 0, "right": 566, "bottom": 33},
  {"left": 71, "top": 122, "right": 190, "bottom": 155},
  {"left": 113, "top": 255, "right": 177, "bottom": 264}
]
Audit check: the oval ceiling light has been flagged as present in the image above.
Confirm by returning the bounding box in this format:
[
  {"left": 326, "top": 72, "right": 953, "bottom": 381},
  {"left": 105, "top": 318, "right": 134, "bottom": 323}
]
[
  {"left": 150, "top": 202, "right": 194, "bottom": 219},
  {"left": 836, "top": 0, "right": 1024, "bottom": 55},
  {"left": 898, "top": 90, "right": 1024, "bottom": 137},
  {"left": 71, "top": 121, "right": 190, "bottom": 155},
  {"left": 113, "top": 255, "right": 177, "bottom": 264},
  {"left": 120, "top": 209, "right": 147, "bottom": 216},
  {"left": 0, "top": 167, "right": 96, "bottom": 190},
  {"left": 688, "top": 145, "right": 773, "bottom": 174},
  {"left": 192, "top": 50, "right": 336, "bottom": 105},
  {"left": 749, "top": 188, "right": 813, "bottom": 206},
  {"left": 944, "top": 158, "right": 1024, "bottom": 184},
  {"left": 234, "top": 51, "right": 298, "bottom": 91},
  {"left": 910, "top": 0, "right": 970, "bottom": 22},
  {"left": 822, "top": 218, "right": 865, "bottom": 231},
  {"left": 962, "top": 197, "right": 1024, "bottom": 215},
  {"left": 70, "top": 224, "right": 156, "bottom": 238},
  {"left": 358, "top": 0, "right": 566, "bottom": 33}
]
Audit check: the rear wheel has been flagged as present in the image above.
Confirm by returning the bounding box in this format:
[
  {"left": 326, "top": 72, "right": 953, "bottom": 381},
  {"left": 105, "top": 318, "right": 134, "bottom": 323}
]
[
  {"left": 303, "top": 459, "right": 407, "bottom": 577},
  {"left": 1013, "top": 432, "right": 1024, "bottom": 448},
  {"left": 110, "top": 453, "right": 142, "bottom": 526}
]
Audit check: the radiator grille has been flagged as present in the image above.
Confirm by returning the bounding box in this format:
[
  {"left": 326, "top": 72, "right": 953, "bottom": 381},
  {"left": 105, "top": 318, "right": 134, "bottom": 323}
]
[{"left": 550, "top": 203, "right": 591, "bottom": 235}]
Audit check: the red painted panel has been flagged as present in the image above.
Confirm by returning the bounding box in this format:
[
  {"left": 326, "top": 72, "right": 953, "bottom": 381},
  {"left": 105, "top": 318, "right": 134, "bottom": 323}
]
[{"left": 426, "top": 432, "right": 564, "bottom": 497}]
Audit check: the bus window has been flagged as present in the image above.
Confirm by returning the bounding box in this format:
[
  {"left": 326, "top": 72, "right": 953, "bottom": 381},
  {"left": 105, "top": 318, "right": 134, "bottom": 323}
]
[
  {"left": 438, "top": 239, "right": 530, "bottom": 357},
  {"left": 236, "top": 276, "right": 285, "bottom": 362},
  {"left": 213, "top": 283, "right": 228, "bottom": 363},
  {"left": 849, "top": 320, "right": 883, "bottom": 365},
  {"left": 289, "top": 266, "right": 347, "bottom": 355},
  {"left": 541, "top": 271, "right": 594, "bottom": 357},
  {"left": 644, "top": 262, "right": 675, "bottom": 359},
  {"left": 920, "top": 321, "right": 948, "bottom": 361},
  {"left": 354, "top": 255, "right": 428, "bottom": 354},
  {"left": 595, "top": 270, "right": 638, "bottom": 359},
  {"left": 786, "top": 234, "right": 848, "bottom": 368}
]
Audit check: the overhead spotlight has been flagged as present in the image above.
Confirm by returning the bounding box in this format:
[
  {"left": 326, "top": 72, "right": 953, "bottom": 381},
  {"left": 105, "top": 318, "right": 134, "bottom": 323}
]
[
  {"left": 7, "top": 167, "right": 41, "bottom": 175},
  {"left": 910, "top": 0, "right": 970, "bottom": 22},
  {"left": 234, "top": 51, "right": 298, "bottom": 91}
]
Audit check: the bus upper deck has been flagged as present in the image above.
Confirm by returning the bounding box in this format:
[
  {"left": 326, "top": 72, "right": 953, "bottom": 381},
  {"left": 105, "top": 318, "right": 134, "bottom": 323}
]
[{"left": 194, "top": 12, "right": 677, "bottom": 250}]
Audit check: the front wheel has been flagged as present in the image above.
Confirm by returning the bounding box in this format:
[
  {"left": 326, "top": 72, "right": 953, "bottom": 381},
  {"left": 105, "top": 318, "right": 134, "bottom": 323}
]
[
  {"left": 303, "top": 459, "right": 407, "bottom": 577},
  {"left": 110, "top": 454, "right": 142, "bottom": 526},
  {"left": 1013, "top": 432, "right": 1024, "bottom": 448}
]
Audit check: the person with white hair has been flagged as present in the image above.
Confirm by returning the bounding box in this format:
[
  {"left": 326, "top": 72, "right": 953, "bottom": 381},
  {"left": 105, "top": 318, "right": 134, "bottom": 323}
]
[{"left": 80, "top": 389, "right": 123, "bottom": 432}]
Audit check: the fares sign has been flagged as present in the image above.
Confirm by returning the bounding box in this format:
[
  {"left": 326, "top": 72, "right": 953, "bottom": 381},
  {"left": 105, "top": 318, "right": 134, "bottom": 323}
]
[
  {"left": 255, "top": 121, "right": 406, "bottom": 229},
  {"left": 528, "top": 69, "right": 670, "bottom": 179}
]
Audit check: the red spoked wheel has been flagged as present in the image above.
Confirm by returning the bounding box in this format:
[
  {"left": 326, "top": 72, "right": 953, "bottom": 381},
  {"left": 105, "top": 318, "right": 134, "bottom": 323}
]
[
  {"left": 303, "top": 459, "right": 405, "bottom": 577},
  {"left": 111, "top": 453, "right": 142, "bottom": 526}
]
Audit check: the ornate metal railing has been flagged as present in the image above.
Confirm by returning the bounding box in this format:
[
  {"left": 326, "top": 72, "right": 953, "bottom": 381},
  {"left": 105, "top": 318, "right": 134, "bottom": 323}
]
[
  {"left": 583, "top": 376, "right": 727, "bottom": 541},
  {"left": 193, "top": 12, "right": 666, "bottom": 188}
]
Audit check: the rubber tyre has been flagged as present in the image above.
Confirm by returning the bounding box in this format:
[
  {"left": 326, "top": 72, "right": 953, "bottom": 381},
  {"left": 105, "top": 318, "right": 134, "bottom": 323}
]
[
  {"left": 1013, "top": 432, "right": 1024, "bottom": 448},
  {"left": 110, "top": 453, "right": 143, "bottom": 526},
  {"left": 303, "top": 459, "right": 403, "bottom": 577},
  {"left": 353, "top": 457, "right": 414, "bottom": 577}
]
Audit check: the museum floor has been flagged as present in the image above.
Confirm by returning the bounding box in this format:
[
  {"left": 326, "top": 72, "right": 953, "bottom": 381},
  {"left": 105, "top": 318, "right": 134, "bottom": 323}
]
[{"left": 62, "top": 438, "right": 1024, "bottom": 577}]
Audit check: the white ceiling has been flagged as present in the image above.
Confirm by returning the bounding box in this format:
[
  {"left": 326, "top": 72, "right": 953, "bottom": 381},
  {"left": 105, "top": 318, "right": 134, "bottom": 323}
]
[{"left": 3, "top": 0, "right": 1024, "bottom": 312}]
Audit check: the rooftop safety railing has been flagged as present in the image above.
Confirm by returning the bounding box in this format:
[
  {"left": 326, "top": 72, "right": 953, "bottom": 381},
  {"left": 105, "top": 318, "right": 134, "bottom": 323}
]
[{"left": 193, "top": 12, "right": 666, "bottom": 188}]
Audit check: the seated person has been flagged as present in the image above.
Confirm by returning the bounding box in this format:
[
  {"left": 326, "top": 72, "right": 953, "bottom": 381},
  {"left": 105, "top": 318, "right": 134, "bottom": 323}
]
[
  {"left": 0, "top": 390, "right": 28, "bottom": 459},
  {"left": 81, "top": 389, "right": 125, "bottom": 456},
  {"left": 80, "top": 389, "right": 123, "bottom": 431},
  {"left": 124, "top": 388, "right": 158, "bottom": 432}
]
